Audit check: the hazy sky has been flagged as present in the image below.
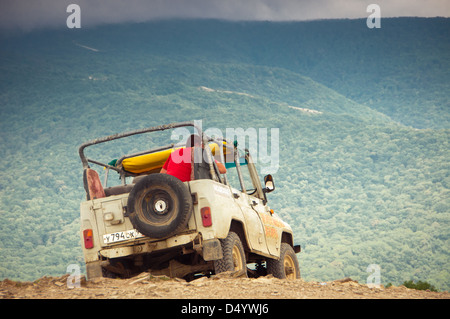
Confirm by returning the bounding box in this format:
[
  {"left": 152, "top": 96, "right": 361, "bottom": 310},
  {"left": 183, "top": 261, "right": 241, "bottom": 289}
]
[{"left": 1, "top": 0, "right": 449, "bottom": 31}]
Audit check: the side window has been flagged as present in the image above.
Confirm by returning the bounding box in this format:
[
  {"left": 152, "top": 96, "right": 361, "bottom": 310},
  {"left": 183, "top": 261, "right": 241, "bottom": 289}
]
[
  {"left": 240, "top": 165, "right": 257, "bottom": 196},
  {"left": 226, "top": 162, "right": 258, "bottom": 197},
  {"left": 224, "top": 150, "right": 264, "bottom": 200},
  {"left": 225, "top": 165, "right": 243, "bottom": 191}
]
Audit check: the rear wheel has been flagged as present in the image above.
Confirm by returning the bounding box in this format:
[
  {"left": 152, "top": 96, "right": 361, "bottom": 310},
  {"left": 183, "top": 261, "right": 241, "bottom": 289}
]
[
  {"left": 214, "top": 231, "right": 247, "bottom": 276},
  {"left": 267, "top": 243, "right": 300, "bottom": 279}
]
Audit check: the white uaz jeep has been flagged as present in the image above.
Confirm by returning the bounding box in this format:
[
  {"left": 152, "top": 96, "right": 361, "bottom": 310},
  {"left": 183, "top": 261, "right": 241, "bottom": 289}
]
[{"left": 79, "top": 121, "right": 300, "bottom": 280}]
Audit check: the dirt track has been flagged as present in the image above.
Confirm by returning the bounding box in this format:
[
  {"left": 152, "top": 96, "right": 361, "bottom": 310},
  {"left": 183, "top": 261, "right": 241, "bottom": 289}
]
[{"left": 1, "top": 272, "right": 448, "bottom": 300}]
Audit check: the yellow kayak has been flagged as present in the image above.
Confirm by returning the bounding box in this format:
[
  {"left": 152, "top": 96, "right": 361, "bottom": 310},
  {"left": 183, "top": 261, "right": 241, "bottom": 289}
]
[{"left": 121, "top": 142, "right": 229, "bottom": 174}]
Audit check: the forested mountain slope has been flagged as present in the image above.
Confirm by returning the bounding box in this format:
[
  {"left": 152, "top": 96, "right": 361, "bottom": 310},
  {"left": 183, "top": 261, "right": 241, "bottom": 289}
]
[{"left": 0, "top": 18, "right": 448, "bottom": 290}]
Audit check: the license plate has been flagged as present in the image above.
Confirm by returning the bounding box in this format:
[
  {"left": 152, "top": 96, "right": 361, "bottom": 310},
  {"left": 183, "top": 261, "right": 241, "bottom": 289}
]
[{"left": 103, "top": 229, "right": 144, "bottom": 244}]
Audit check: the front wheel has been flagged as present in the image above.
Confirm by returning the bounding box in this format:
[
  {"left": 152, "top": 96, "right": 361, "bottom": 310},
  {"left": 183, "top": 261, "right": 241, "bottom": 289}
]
[
  {"left": 214, "top": 231, "right": 247, "bottom": 276},
  {"left": 267, "top": 243, "right": 300, "bottom": 279}
]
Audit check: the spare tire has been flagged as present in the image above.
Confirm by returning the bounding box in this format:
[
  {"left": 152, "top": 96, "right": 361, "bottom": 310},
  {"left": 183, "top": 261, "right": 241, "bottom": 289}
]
[{"left": 127, "top": 174, "right": 193, "bottom": 239}]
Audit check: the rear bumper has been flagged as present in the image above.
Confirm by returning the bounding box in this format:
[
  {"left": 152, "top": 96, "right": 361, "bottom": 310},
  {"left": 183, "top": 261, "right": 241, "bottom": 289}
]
[{"left": 99, "top": 232, "right": 199, "bottom": 259}]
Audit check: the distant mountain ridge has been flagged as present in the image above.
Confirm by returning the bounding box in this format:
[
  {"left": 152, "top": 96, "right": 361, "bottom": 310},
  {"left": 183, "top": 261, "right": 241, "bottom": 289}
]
[{"left": 2, "top": 17, "right": 448, "bottom": 128}]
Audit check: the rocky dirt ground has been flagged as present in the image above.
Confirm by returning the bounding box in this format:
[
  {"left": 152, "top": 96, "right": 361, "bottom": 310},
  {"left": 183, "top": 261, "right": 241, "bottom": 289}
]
[{"left": 1, "top": 272, "right": 448, "bottom": 300}]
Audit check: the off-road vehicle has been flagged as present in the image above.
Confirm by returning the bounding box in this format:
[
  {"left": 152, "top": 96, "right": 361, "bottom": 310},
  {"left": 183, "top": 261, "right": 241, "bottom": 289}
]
[{"left": 79, "top": 121, "right": 300, "bottom": 280}]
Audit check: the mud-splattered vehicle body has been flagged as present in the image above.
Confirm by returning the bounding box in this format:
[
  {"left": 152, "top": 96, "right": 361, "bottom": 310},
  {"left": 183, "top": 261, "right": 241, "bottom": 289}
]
[{"left": 79, "top": 121, "right": 300, "bottom": 280}]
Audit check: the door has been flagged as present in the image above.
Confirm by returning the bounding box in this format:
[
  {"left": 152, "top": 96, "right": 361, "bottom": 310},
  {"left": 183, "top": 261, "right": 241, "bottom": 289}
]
[{"left": 226, "top": 158, "right": 269, "bottom": 255}]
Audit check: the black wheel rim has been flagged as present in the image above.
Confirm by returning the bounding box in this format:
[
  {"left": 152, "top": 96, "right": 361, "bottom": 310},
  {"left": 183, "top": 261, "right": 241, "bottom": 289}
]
[{"left": 139, "top": 188, "right": 177, "bottom": 225}]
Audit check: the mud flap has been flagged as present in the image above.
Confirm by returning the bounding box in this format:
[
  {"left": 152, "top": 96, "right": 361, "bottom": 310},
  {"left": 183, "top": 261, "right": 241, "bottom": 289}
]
[
  {"left": 85, "top": 260, "right": 103, "bottom": 280},
  {"left": 202, "top": 238, "right": 223, "bottom": 261}
]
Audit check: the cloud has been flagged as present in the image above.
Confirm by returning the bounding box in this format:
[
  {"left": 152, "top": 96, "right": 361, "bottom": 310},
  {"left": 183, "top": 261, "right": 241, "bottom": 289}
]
[{"left": 1, "top": 0, "right": 449, "bottom": 32}]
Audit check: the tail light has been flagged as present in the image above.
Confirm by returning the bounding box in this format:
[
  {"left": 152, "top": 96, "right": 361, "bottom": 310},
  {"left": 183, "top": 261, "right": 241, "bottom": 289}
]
[
  {"left": 83, "top": 229, "right": 94, "bottom": 249},
  {"left": 200, "top": 207, "right": 212, "bottom": 227}
]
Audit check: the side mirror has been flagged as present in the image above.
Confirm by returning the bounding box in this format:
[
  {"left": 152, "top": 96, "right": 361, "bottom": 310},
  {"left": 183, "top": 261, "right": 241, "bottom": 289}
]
[{"left": 264, "top": 174, "right": 275, "bottom": 193}]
